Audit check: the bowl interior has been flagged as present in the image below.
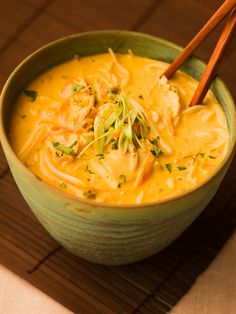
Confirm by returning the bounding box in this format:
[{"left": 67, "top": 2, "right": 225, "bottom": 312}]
[{"left": 0, "top": 30, "right": 235, "bottom": 210}]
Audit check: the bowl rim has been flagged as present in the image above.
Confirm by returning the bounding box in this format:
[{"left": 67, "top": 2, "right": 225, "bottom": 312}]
[{"left": 0, "top": 30, "right": 235, "bottom": 210}]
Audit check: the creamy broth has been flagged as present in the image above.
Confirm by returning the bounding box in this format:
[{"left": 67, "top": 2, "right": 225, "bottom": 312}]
[{"left": 10, "top": 51, "right": 229, "bottom": 204}]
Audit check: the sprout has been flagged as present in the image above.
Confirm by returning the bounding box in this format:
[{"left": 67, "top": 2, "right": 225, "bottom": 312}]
[
  {"left": 76, "top": 89, "right": 163, "bottom": 159},
  {"left": 94, "top": 116, "right": 105, "bottom": 154}
]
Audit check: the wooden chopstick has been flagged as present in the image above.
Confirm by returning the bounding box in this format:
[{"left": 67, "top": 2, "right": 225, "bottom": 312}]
[
  {"left": 190, "top": 8, "right": 236, "bottom": 106},
  {"left": 163, "top": 0, "right": 236, "bottom": 79}
]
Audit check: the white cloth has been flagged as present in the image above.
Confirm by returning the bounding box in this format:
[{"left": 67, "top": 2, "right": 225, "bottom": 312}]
[
  {"left": 0, "top": 264, "right": 71, "bottom": 314},
  {"left": 170, "top": 229, "right": 236, "bottom": 314}
]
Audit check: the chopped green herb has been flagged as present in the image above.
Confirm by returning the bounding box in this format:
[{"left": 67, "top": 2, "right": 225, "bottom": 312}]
[
  {"left": 150, "top": 147, "right": 162, "bottom": 157},
  {"left": 199, "top": 153, "right": 205, "bottom": 158},
  {"left": 77, "top": 89, "right": 155, "bottom": 158},
  {"left": 150, "top": 136, "right": 159, "bottom": 145},
  {"left": 177, "top": 166, "right": 187, "bottom": 171},
  {"left": 208, "top": 155, "right": 216, "bottom": 159},
  {"left": 85, "top": 165, "right": 94, "bottom": 174},
  {"left": 138, "top": 95, "right": 144, "bottom": 100},
  {"left": 111, "top": 98, "right": 118, "bottom": 104},
  {"left": 165, "top": 163, "right": 172, "bottom": 173},
  {"left": 117, "top": 174, "right": 127, "bottom": 188},
  {"left": 52, "top": 141, "right": 77, "bottom": 157},
  {"left": 72, "top": 84, "right": 83, "bottom": 93},
  {"left": 108, "top": 86, "right": 120, "bottom": 94},
  {"left": 150, "top": 136, "right": 162, "bottom": 157},
  {"left": 97, "top": 153, "right": 104, "bottom": 160},
  {"left": 159, "top": 165, "right": 164, "bottom": 171},
  {"left": 83, "top": 190, "right": 96, "bottom": 200},
  {"left": 59, "top": 182, "right": 67, "bottom": 188},
  {"left": 119, "top": 174, "right": 126, "bottom": 183},
  {"left": 24, "top": 90, "right": 37, "bottom": 101},
  {"left": 56, "top": 151, "right": 64, "bottom": 157}
]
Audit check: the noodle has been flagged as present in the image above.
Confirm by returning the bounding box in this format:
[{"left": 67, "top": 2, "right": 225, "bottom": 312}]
[{"left": 10, "top": 51, "right": 229, "bottom": 204}]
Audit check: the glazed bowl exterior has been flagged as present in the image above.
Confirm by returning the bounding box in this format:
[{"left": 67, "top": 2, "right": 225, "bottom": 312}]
[{"left": 0, "top": 31, "right": 235, "bottom": 265}]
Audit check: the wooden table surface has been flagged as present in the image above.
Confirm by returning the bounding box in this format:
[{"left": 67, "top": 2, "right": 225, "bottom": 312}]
[{"left": 0, "top": 1, "right": 235, "bottom": 313}]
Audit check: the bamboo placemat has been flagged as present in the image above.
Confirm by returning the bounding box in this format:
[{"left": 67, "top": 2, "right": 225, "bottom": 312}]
[{"left": 0, "top": 0, "right": 235, "bottom": 313}]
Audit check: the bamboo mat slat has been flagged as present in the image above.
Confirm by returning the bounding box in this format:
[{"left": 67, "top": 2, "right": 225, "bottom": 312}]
[
  {"left": 46, "top": 0, "right": 157, "bottom": 31},
  {"left": 49, "top": 249, "right": 147, "bottom": 301},
  {"left": 0, "top": 2, "right": 74, "bottom": 88},
  {"left": 0, "top": 0, "right": 46, "bottom": 49},
  {"left": 0, "top": 0, "right": 235, "bottom": 313},
  {"left": 0, "top": 0, "right": 157, "bottom": 88},
  {"left": 136, "top": 297, "right": 171, "bottom": 314}
]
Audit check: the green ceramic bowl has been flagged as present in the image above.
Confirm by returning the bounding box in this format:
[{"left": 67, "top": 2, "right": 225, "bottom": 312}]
[{"left": 0, "top": 31, "right": 235, "bottom": 265}]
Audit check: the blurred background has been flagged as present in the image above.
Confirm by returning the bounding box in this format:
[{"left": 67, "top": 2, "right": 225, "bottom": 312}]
[
  {"left": 0, "top": 0, "right": 235, "bottom": 95},
  {"left": 0, "top": 1, "right": 235, "bottom": 313}
]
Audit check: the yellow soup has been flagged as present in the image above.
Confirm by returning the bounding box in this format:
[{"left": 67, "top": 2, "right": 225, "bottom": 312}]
[{"left": 10, "top": 51, "right": 229, "bottom": 204}]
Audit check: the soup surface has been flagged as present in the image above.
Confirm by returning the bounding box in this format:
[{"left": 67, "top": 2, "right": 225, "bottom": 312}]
[{"left": 10, "top": 50, "right": 229, "bottom": 204}]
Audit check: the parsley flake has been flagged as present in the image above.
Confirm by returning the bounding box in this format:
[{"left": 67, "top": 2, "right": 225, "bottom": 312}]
[
  {"left": 119, "top": 174, "right": 126, "bottom": 183},
  {"left": 150, "top": 136, "right": 163, "bottom": 157},
  {"left": 117, "top": 174, "right": 127, "bottom": 188},
  {"left": 24, "top": 90, "right": 37, "bottom": 101},
  {"left": 85, "top": 165, "right": 94, "bottom": 174},
  {"left": 97, "top": 154, "right": 104, "bottom": 160},
  {"left": 165, "top": 163, "right": 172, "bottom": 173},
  {"left": 52, "top": 141, "right": 78, "bottom": 157},
  {"left": 72, "top": 84, "right": 83, "bottom": 93},
  {"left": 59, "top": 182, "right": 67, "bottom": 188},
  {"left": 83, "top": 190, "right": 96, "bottom": 200},
  {"left": 108, "top": 87, "right": 120, "bottom": 94}
]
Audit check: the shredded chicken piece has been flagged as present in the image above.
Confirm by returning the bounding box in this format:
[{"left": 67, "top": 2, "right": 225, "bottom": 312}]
[
  {"left": 182, "top": 105, "right": 205, "bottom": 114},
  {"left": 166, "top": 177, "right": 174, "bottom": 188},
  {"left": 136, "top": 191, "right": 144, "bottom": 204},
  {"left": 108, "top": 48, "right": 130, "bottom": 86},
  {"left": 151, "top": 110, "right": 159, "bottom": 122},
  {"left": 157, "top": 75, "right": 183, "bottom": 135},
  {"left": 60, "top": 78, "right": 87, "bottom": 99},
  {"left": 90, "top": 159, "right": 119, "bottom": 189},
  {"left": 134, "top": 153, "right": 155, "bottom": 187}
]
